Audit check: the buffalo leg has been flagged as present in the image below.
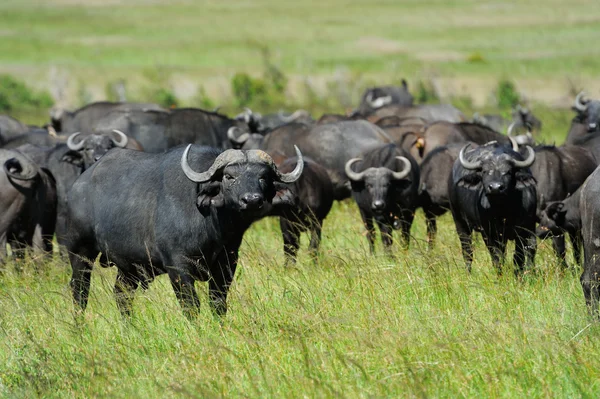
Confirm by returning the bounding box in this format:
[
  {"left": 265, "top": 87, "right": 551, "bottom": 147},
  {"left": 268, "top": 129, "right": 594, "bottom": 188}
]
[
  {"left": 552, "top": 235, "right": 567, "bottom": 269},
  {"left": 376, "top": 219, "right": 394, "bottom": 254},
  {"left": 0, "top": 232, "right": 7, "bottom": 269},
  {"left": 280, "top": 217, "right": 301, "bottom": 265},
  {"left": 308, "top": 220, "right": 323, "bottom": 262},
  {"left": 359, "top": 209, "right": 376, "bottom": 254},
  {"left": 571, "top": 231, "right": 583, "bottom": 267},
  {"left": 483, "top": 233, "right": 507, "bottom": 275},
  {"left": 167, "top": 265, "right": 200, "bottom": 319},
  {"left": 398, "top": 211, "right": 414, "bottom": 250},
  {"left": 454, "top": 218, "right": 474, "bottom": 272},
  {"left": 114, "top": 269, "right": 139, "bottom": 318},
  {"left": 514, "top": 232, "right": 537, "bottom": 275},
  {"left": 425, "top": 209, "right": 437, "bottom": 250},
  {"left": 581, "top": 265, "right": 600, "bottom": 318},
  {"left": 210, "top": 242, "right": 240, "bottom": 317},
  {"left": 69, "top": 251, "right": 94, "bottom": 314}
]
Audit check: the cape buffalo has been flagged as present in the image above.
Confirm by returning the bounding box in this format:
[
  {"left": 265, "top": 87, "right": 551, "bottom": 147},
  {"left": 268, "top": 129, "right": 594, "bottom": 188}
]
[
  {"left": 93, "top": 107, "right": 254, "bottom": 152},
  {"left": 66, "top": 145, "right": 304, "bottom": 318},
  {"left": 0, "top": 115, "right": 30, "bottom": 145},
  {"left": 262, "top": 120, "right": 392, "bottom": 200},
  {"left": 0, "top": 148, "right": 57, "bottom": 266},
  {"left": 50, "top": 101, "right": 164, "bottom": 133},
  {"left": 449, "top": 141, "right": 537, "bottom": 274},
  {"left": 530, "top": 145, "right": 597, "bottom": 267},
  {"left": 355, "top": 80, "right": 414, "bottom": 115},
  {"left": 364, "top": 103, "right": 466, "bottom": 124},
  {"left": 472, "top": 106, "right": 542, "bottom": 134},
  {"left": 346, "top": 143, "right": 419, "bottom": 252},
  {"left": 63, "top": 130, "right": 135, "bottom": 169},
  {"left": 579, "top": 166, "right": 600, "bottom": 315},
  {"left": 538, "top": 186, "right": 583, "bottom": 266},
  {"left": 267, "top": 157, "right": 334, "bottom": 265}
]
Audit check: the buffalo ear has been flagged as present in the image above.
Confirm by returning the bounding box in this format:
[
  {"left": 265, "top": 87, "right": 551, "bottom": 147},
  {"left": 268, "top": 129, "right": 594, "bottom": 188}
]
[
  {"left": 456, "top": 173, "right": 482, "bottom": 190},
  {"left": 515, "top": 172, "right": 536, "bottom": 189},
  {"left": 61, "top": 150, "right": 83, "bottom": 166},
  {"left": 196, "top": 181, "right": 223, "bottom": 216},
  {"left": 272, "top": 182, "right": 297, "bottom": 207}
]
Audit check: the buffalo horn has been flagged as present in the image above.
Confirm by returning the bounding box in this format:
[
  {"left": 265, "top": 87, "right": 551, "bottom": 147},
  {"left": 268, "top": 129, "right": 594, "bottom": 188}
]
[
  {"left": 512, "top": 146, "right": 535, "bottom": 168},
  {"left": 575, "top": 91, "right": 588, "bottom": 112},
  {"left": 3, "top": 154, "right": 37, "bottom": 181},
  {"left": 273, "top": 146, "right": 304, "bottom": 183},
  {"left": 181, "top": 145, "right": 245, "bottom": 183},
  {"left": 391, "top": 156, "right": 411, "bottom": 180},
  {"left": 227, "top": 126, "right": 250, "bottom": 145},
  {"left": 370, "top": 95, "right": 392, "bottom": 108},
  {"left": 279, "top": 109, "right": 310, "bottom": 123},
  {"left": 507, "top": 135, "right": 519, "bottom": 152},
  {"left": 111, "top": 130, "right": 129, "bottom": 148},
  {"left": 345, "top": 158, "right": 365, "bottom": 181},
  {"left": 458, "top": 144, "right": 481, "bottom": 170},
  {"left": 507, "top": 122, "right": 515, "bottom": 137},
  {"left": 66, "top": 132, "right": 85, "bottom": 151}
]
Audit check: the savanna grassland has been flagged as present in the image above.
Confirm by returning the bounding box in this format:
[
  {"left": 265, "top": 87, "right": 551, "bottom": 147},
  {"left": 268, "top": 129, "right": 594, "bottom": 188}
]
[{"left": 1, "top": 0, "right": 600, "bottom": 398}]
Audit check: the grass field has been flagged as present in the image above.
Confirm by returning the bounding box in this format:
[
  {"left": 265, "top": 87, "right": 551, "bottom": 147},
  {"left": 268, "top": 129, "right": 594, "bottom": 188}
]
[
  {"left": 0, "top": 0, "right": 599, "bottom": 106},
  {"left": 1, "top": 1, "right": 600, "bottom": 397}
]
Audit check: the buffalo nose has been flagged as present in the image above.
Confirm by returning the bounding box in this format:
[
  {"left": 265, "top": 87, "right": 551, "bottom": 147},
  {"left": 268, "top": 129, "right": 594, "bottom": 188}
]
[
  {"left": 589, "top": 123, "right": 598, "bottom": 131},
  {"left": 487, "top": 182, "right": 505, "bottom": 193},
  {"left": 241, "top": 193, "right": 264, "bottom": 209},
  {"left": 372, "top": 200, "right": 385, "bottom": 211}
]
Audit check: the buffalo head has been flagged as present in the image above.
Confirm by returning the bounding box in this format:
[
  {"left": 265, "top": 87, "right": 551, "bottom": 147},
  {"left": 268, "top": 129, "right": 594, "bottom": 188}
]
[
  {"left": 345, "top": 156, "right": 412, "bottom": 213},
  {"left": 227, "top": 126, "right": 264, "bottom": 150},
  {"left": 512, "top": 105, "right": 542, "bottom": 132},
  {"left": 457, "top": 140, "right": 536, "bottom": 197},
  {"left": 63, "top": 130, "right": 128, "bottom": 169},
  {"left": 181, "top": 145, "right": 303, "bottom": 215},
  {"left": 573, "top": 91, "right": 600, "bottom": 133}
]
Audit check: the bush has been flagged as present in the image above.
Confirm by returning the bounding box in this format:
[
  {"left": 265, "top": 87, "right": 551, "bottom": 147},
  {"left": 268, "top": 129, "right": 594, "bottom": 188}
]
[
  {"left": 153, "top": 88, "right": 179, "bottom": 108},
  {"left": 0, "top": 75, "right": 54, "bottom": 112},
  {"left": 496, "top": 79, "right": 520, "bottom": 109},
  {"left": 231, "top": 73, "right": 268, "bottom": 108},
  {"left": 415, "top": 79, "right": 439, "bottom": 104}
]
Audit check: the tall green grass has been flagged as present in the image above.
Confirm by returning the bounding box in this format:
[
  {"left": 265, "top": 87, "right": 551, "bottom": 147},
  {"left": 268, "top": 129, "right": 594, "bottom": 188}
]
[{"left": 0, "top": 204, "right": 597, "bottom": 397}]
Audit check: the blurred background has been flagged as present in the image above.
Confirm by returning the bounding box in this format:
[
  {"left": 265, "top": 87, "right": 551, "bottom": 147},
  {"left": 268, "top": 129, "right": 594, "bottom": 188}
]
[{"left": 0, "top": 0, "right": 597, "bottom": 134}]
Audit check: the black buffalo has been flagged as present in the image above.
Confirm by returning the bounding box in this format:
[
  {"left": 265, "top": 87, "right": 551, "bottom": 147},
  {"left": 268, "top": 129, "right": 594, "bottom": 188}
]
[
  {"left": 346, "top": 143, "right": 419, "bottom": 252},
  {"left": 262, "top": 120, "right": 393, "bottom": 200},
  {"left": 580, "top": 166, "right": 600, "bottom": 315},
  {"left": 63, "top": 130, "right": 139, "bottom": 169},
  {"left": 0, "top": 115, "right": 30, "bottom": 145},
  {"left": 472, "top": 105, "right": 542, "bottom": 134},
  {"left": 50, "top": 101, "right": 164, "bottom": 133},
  {"left": 1, "top": 128, "right": 66, "bottom": 149},
  {"left": 449, "top": 141, "right": 537, "bottom": 273},
  {"left": 268, "top": 157, "right": 334, "bottom": 265},
  {"left": 418, "top": 142, "right": 476, "bottom": 249},
  {"left": 0, "top": 148, "right": 57, "bottom": 266},
  {"left": 538, "top": 186, "right": 584, "bottom": 265},
  {"left": 66, "top": 145, "right": 304, "bottom": 317},
  {"left": 355, "top": 80, "right": 414, "bottom": 115},
  {"left": 530, "top": 145, "right": 597, "bottom": 267},
  {"left": 93, "top": 107, "right": 254, "bottom": 152}
]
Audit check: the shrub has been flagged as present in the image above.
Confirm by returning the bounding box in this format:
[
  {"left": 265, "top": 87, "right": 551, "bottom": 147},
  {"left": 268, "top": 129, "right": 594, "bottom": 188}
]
[
  {"left": 153, "top": 88, "right": 179, "bottom": 108},
  {"left": 0, "top": 74, "right": 54, "bottom": 112},
  {"left": 231, "top": 73, "right": 268, "bottom": 108},
  {"left": 496, "top": 79, "right": 520, "bottom": 109}
]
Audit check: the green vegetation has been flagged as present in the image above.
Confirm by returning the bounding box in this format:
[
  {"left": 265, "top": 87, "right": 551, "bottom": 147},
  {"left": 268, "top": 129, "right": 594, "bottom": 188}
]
[
  {"left": 0, "top": 0, "right": 598, "bottom": 396},
  {"left": 0, "top": 208, "right": 597, "bottom": 397},
  {"left": 0, "top": 74, "right": 53, "bottom": 112}
]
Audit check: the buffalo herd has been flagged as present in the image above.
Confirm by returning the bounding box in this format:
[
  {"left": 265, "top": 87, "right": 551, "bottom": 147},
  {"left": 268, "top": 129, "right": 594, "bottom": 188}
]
[{"left": 3, "top": 83, "right": 600, "bottom": 319}]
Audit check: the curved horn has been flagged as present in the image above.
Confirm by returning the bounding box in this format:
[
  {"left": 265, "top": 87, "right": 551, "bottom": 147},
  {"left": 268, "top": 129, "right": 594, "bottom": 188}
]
[
  {"left": 273, "top": 145, "right": 304, "bottom": 183},
  {"left": 371, "top": 95, "right": 392, "bottom": 108},
  {"left": 345, "top": 158, "right": 365, "bottom": 181},
  {"left": 458, "top": 144, "right": 481, "bottom": 170},
  {"left": 508, "top": 135, "right": 519, "bottom": 152},
  {"left": 507, "top": 122, "right": 516, "bottom": 137},
  {"left": 67, "top": 132, "right": 84, "bottom": 151},
  {"left": 575, "top": 91, "right": 588, "bottom": 112},
  {"left": 181, "top": 145, "right": 245, "bottom": 183},
  {"left": 512, "top": 145, "right": 535, "bottom": 168},
  {"left": 111, "top": 129, "right": 128, "bottom": 148},
  {"left": 227, "top": 126, "right": 250, "bottom": 145},
  {"left": 3, "top": 154, "right": 38, "bottom": 181},
  {"left": 279, "top": 109, "right": 309, "bottom": 123},
  {"left": 390, "top": 156, "right": 412, "bottom": 180}
]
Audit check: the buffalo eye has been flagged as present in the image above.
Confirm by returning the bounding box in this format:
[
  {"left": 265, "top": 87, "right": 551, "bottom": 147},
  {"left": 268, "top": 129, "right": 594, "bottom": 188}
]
[
  {"left": 224, "top": 173, "right": 234, "bottom": 181},
  {"left": 259, "top": 177, "right": 267, "bottom": 187}
]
